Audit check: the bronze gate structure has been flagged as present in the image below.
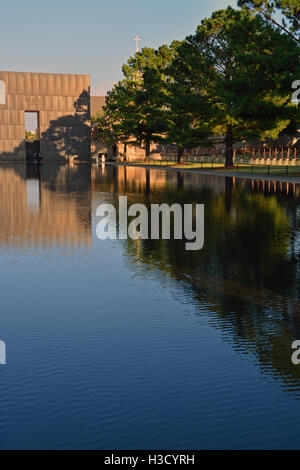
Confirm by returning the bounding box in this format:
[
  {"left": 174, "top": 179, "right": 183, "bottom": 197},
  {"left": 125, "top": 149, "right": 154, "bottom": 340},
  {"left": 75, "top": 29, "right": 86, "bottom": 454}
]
[{"left": 0, "top": 71, "right": 91, "bottom": 161}]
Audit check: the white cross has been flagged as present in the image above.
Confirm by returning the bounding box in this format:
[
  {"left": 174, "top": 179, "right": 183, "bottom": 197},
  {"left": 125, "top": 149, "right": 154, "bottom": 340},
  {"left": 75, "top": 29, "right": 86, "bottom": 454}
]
[{"left": 133, "top": 35, "right": 141, "bottom": 53}]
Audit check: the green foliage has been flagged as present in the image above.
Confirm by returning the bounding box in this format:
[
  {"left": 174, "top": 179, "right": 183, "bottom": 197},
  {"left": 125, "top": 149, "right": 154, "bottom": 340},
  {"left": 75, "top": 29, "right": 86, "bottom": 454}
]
[
  {"left": 25, "top": 130, "right": 38, "bottom": 141},
  {"left": 238, "top": 0, "right": 300, "bottom": 39},
  {"left": 170, "top": 7, "right": 299, "bottom": 166},
  {"left": 163, "top": 61, "right": 212, "bottom": 163},
  {"left": 120, "top": 44, "right": 180, "bottom": 159},
  {"left": 99, "top": 4, "right": 299, "bottom": 168},
  {"left": 91, "top": 110, "right": 116, "bottom": 147},
  {"left": 104, "top": 81, "right": 136, "bottom": 149}
]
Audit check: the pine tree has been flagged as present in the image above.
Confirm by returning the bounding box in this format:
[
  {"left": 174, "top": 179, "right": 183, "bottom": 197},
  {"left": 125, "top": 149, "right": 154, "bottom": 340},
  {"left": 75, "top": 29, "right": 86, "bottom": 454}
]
[
  {"left": 238, "top": 0, "right": 300, "bottom": 40},
  {"left": 172, "top": 7, "right": 299, "bottom": 167},
  {"left": 119, "top": 45, "right": 179, "bottom": 160}
]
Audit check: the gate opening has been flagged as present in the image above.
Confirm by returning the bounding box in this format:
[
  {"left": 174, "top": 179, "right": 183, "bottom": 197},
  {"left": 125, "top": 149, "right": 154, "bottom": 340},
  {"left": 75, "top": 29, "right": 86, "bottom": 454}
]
[{"left": 25, "top": 111, "right": 40, "bottom": 161}]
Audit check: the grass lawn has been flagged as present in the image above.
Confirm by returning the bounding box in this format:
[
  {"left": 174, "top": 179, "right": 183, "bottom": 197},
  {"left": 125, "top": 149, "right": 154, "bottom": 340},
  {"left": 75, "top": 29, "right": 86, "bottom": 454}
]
[
  {"left": 224, "top": 164, "right": 300, "bottom": 177},
  {"left": 122, "top": 160, "right": 300, "bottom": 177}
]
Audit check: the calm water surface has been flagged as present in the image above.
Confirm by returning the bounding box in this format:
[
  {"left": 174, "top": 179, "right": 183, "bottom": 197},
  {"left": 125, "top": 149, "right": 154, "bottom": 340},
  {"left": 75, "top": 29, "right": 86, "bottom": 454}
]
[{"left": 0, "top": 163, "right": 300, "bottom": 449}]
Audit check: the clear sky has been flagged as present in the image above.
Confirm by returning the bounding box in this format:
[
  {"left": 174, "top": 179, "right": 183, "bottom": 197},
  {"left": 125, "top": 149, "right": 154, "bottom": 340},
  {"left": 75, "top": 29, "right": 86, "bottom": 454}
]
[{"left": 1, "top": 0, "right": 236, "bottom": 95}]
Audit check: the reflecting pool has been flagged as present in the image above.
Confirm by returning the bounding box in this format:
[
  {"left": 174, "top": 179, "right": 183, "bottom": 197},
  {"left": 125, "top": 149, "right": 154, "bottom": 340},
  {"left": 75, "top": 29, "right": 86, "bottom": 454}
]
[{"left": 0, "top": 163, "right": 300, "bottom": 449}]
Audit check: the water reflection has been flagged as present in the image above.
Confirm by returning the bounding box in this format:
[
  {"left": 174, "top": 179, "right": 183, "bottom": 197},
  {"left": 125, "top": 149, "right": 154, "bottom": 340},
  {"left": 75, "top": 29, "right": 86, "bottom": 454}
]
[
  {"left": 1, "top": 163, "right": 300, "bottom": 449},
  {"left": 0, "top": 163, "right": 91, "bottom": 253},
  {"left": 92, "top": 165, "right": 300, "bottom": 395},
  {"left": 2, "top": 162, "right": 300, "bottom": 392}
]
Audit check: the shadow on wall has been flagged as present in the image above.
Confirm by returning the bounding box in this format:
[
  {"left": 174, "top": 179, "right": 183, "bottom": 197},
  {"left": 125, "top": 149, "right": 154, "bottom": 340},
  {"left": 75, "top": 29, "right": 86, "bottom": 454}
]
[{"left": 0, "top": 89, "right": 91, "bottom": 162}]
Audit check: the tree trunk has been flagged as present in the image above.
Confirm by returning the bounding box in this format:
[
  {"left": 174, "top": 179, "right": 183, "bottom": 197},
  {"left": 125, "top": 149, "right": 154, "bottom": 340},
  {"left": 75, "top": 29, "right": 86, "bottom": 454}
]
[
  {"left": 225, "top": 176, "right": 233, "bottom": 213},
  {"left": 177, "top": 147, "right": 184, "bottom": 164},
  {"left": 145, "top": 168, "right": 150, "bottom": 195},
  {"left": 145, "top": 138, "right": 151, "bottom": 162},
  {"left": 124, "top": 143, "right": 127, "bottom": 162},
  {"left": 177, "top": 172, "right": 184, "bottom": 190},
  {"left": 225, "top": 126, "right": 234, "bottom": 168}
]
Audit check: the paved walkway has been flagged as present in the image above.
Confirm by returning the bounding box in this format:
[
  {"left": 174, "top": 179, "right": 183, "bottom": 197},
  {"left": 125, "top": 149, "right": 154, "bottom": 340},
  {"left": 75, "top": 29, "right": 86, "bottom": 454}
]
[{"left": 108, "top": 162, "right": 300, "bottom": 184}]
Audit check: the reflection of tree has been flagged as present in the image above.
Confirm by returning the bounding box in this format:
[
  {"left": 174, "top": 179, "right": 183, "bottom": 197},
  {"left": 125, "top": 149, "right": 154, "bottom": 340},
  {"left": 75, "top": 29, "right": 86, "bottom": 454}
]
[{"left": 93, "top": 165, "right": 300, "bottom": 393}]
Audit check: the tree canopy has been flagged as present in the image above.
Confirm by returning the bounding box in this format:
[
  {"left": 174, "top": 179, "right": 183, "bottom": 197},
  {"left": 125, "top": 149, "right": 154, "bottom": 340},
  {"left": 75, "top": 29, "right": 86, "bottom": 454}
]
[
  {"left": 170, "top": 7, "right": 299, "bottom": 166},
  {"left": 95, "top": 3, "right": 300, "bottom": 168},
  {"left": 238, "top": 0, "right": 300, "bottom": 40}
]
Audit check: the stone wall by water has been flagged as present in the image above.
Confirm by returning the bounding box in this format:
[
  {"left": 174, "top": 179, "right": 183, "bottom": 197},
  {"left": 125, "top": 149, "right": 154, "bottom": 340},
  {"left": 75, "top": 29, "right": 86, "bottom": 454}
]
[{"left": 0, "top": 71, "right": 91, "bottom": 161}]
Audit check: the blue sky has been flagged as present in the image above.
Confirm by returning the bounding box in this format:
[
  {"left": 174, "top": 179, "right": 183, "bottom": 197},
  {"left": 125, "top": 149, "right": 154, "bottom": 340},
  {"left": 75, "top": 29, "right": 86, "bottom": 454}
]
[{"left": 2, "top": 0, "right": 236, "bottom": 95}]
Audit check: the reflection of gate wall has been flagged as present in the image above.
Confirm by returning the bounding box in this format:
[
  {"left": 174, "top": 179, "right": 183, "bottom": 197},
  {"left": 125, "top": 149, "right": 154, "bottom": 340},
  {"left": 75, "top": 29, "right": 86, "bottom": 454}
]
[{"left": 0, "top": 71, "right": 91, "bottom": 161}]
